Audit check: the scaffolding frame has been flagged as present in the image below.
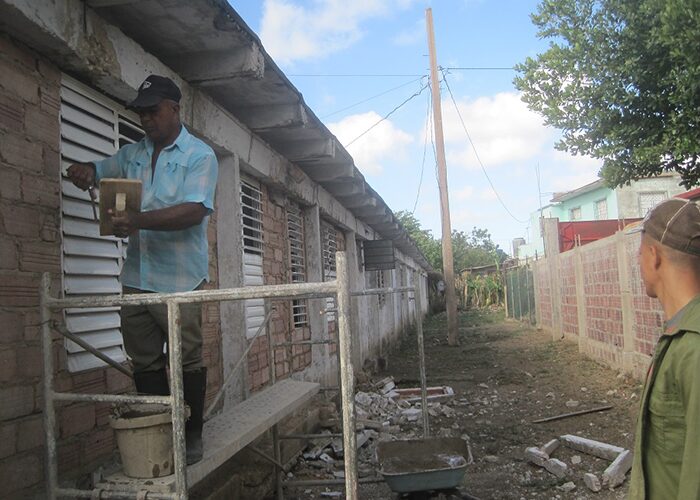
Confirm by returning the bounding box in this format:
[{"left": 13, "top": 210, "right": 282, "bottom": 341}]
[{"left": 41, "top": 253, "right": 429, "bottom": 500}]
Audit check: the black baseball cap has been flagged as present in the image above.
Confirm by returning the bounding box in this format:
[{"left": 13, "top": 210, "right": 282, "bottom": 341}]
[
  {"left": 628, "top": 198, "right": 700, "bottom": 255},
  {"left": 127, "top": 75, "right": 181, "bottom": 109}
]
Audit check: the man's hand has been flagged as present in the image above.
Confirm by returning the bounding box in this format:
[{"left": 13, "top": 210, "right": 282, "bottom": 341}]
[
  {"left": 109, "top": 209, "right": 141, "bottom": 239},
  {"left": 67, "top": 163, "right": 96, "bottom": 190}
]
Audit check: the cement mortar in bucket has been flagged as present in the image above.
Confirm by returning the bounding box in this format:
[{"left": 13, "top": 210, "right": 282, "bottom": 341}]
[{"left": 110, "top": 403, "right": 189, "bottom": 478}]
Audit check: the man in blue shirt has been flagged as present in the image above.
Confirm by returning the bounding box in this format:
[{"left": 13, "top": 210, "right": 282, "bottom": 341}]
[{"left": 67, "top": 75, "right": 218, "bottom": 464}]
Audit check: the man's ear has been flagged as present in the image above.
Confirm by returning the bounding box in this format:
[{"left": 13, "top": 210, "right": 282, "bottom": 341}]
[{"left": 650, "top": 243, "right": 662, "bottom": 271}]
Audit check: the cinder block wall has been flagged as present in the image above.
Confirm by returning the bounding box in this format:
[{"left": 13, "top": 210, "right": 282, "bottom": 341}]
[
  {"left": 0, "top": 34, "right": 223, "bottom": 498},
  {"left": 532, "top": 228, "right": 663, "bottom": 378}
]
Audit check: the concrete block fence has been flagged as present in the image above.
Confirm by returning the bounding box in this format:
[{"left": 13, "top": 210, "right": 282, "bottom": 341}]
[{"left": 532, "top": 220, "right": 663, "bottom": 379}]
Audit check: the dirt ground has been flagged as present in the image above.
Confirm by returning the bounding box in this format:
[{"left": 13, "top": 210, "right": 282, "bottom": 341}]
[{"left": 287, "top": 308, "right": 643, "bottom": 500}]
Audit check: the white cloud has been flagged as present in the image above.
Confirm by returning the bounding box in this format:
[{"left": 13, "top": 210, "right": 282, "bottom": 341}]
[
  {"left": 545, "top": 149, "right": 602, "bottom": 192},
  {"left": 260, "top": 0, "right": 412, "bottom": 64},
  {"left": 441, "top": 92, "right": 554, "bottom": 170},
  {"left": 453, "top": 185, "right": 475, "bottom": 201},
  {"left": 392, "top": 19, "right": 424, "bottom": 46},
  {"left": 479, "top": 189, "right": 497, "bottom": 201},
  {"left": 328, "top": 111, "right": 413, "bottom": 176}
]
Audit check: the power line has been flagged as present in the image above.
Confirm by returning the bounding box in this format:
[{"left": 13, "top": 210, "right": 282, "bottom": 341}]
[
  {"left": 343, "top": 81, "right": 430, "bottom": 149},
  {"left": 288, "top": 73, "right": 425, "bottom": 77},
  {"left": 443, "top": 66, "right": 515, "bottom": 71},
  {"left": 412, "top": 87, "right": 433, "bottom": 214},
  {"left": 440, "top": 69, "right": 529, "bottom": 224},
  {"left": 322, "top": 76, "right": 427, "bottom": 119}
]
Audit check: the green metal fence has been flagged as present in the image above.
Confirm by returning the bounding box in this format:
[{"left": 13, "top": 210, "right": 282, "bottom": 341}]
[{"left": 504, "top": 264, "right": 535, "bottom": 324}]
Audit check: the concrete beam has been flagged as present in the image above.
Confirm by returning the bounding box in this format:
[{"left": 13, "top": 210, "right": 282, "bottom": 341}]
[
  {"left": 301, "top": 163, "right": 355, "bottom": 183},
  {"left": 324, "top": 180, "right": 366, "bottom": 198},
  {"left": 341, "top": 195, "right": 376, "bottom": 209},
  {"left": 178, "top": 45, "right": 265, "bottom": 84},
  {"left": 353, "top": 205, "right": 387, "bottom": 217},
  {"left": 87, "top": 0, "right": 140, "bottom": 6},
  {"left": 276, "top": 138, "right": 336, "bottom": 163},
  {"left": 235, "top": 103, "right": 308, "bottom": 131},
  {"left": 360, "top": 214, "right": 392, "bottom": 225}
]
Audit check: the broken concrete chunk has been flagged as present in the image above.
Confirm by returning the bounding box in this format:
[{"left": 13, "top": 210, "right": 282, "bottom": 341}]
[
  {"left": 320, "top": 492, "right": 342, "bottom": 498},
  {"left": 559, "top": 434, "right": 625, "bottom": 460},
  {"left": 355, "top": 392, "right": 373, "bottom": 406},
  {"left": 541, "top": 438, "right": 560, "bottom": 456},
  {"left": 401, "top": 408, "right": 422, "bottom": 422},
  {"left": 571, "top": 455, "right": 582, "bottom": 465},
  {"left": 566, "top": 399, "right": 580, "bottom": 408},
  {"left": 602, "top": 449, "right": 633, "bottom": 488},
  {"left": 525, "top": 447, "right": 549, "bottom": 467},
  {"left": 544, "top": 458, "right": 568, "bottom": 478},
  {"left": 584, "top": 472, "right": 602, "bottom": 492},
  {"left": 557, "top": 481, "right": 576, "bottom": 492}
]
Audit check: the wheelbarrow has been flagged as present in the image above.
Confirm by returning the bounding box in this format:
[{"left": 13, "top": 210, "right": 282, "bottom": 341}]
[{"left": 377, "top": 437, "right": 469, "bottom": 494}]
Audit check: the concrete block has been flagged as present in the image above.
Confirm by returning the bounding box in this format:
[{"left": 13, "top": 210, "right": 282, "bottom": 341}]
[
  {"left": 544, "top": 458, "right": 567, "bottom": 478},
  {"left": 16, "top": 344, "right": 42, "bottom": 378},
  {"left": 21, "top": 173, "right": 60, "bottom": 209},
  {"left": 0, "top": 451, "right": 43, "bottom": 495},
  {"left": 16, "top": 414, "right": 44, "bottom": 452},
  {"left": 0, "top": 57, "right": 39, "bottom": 104},
  {"left": 525, "top": 446, "right": 549, "bottom": 467},
  {"left": 0, "top": 91, "right": 23, "bottom": 131},
  {"left": 0, "top": 310, "right": 24, "bottom": 343},
  {"left": 602, "top": 449, "right": 633, "bottom": 488},
  {"left": 0, "top": 384, "right": 35, "bottom": 420},
  {"left": 0, "top": 133, "right": 43, "bottom": 171},
  {"left": 0, "top": 165, "right": 21, "bottom": 202},
  {"left": 0, "top": 348, "right": 17, "bottom": 382},
  {"left": 559, "top": 434, "right": 624, "bottom": 460},
  {"left": 0, "top": 421, "right": 17, "bottom": 459},
  {"left": 584, "top": 472, "right": 602, "bottom": 492},
  {"left": 24, "top": 106, "right": 59, "bottom": 148},
  {"left": 541, "top": 438, "right": 560, "bottom": 456},
  {"left": 2, "top": 204, "right": 41, "bottom": 238}
]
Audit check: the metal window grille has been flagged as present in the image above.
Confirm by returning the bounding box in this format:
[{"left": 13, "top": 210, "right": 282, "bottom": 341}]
[
  {"left": 569, "top": 206, "right": 582, "bottom": 221},
  {"left": 59, "top": 76, "right": 143, "bottom": 372},
  {"left": 594, "top": 199, "right": 608, "bottom": 220},
  {"left": 639, "top": 192, "right": 668, "bottom": 217},
  {"left": 241, "top": 179, "right": 264, "bottom": 255},
  {"left": 241, "top": 178, "right": 265, "bottom": 338},
  {"left": 322, "top": 223, "right": 337, "bottom": 320},
  {"left": 287, "top": 205, "right": 308, "bottom": 327}
]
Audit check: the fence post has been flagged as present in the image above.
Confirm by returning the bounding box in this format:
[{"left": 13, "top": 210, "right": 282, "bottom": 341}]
[
  {"left": 615, "top": 230, "right": 635, "bottom": 373},
  {"left": 574, "top": 243, "right": 587, "bottom": 352},
  {"left": 503, "top": 269, "right": 509, "bottom": 318}
]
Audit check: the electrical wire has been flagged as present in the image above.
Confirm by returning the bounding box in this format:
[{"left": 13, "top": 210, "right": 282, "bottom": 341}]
[
  {"left": 440, "top": 69, "right": 529, "bottom": 224},
  {"left": 322, "top": 75, "right": 427, "bottom": 119},
  {"left": 343, "top": 81, "right": 430, "bottom": 149},
  {"left": 288, "top": 73, "right": 425, "bottom": 77},
  {"left": 412, "top": 87, "right": 433, "bottom": 214},
  {"left": 443, "top": 66, "right": 515, "bottom": 71}
]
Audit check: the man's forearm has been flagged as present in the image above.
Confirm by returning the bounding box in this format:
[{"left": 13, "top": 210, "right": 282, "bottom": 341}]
[{"left": 136, "top": 202, "right": 208, "bottom": 231}]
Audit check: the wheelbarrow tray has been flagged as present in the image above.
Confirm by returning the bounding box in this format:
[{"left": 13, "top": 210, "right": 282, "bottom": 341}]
[{"left": 377, "top": 437, "right": 468, "bottom": 493}]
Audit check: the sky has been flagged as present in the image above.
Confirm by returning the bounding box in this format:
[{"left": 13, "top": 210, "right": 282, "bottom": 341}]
[{"left": 230, "top": 0, "right": 602, "bottom": 254}]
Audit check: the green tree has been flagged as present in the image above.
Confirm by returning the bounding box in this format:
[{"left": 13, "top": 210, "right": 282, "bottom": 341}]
[
  {"left": 395, "top": 212, "right": 507, "bottom": 271},
  {"left": 514, "top": 0, "right": 700, "bottom": 188}
]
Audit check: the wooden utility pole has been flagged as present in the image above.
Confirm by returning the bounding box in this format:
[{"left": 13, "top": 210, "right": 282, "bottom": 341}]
[{"left": 426, "top": 8, "right": 458, "bottom": 346}]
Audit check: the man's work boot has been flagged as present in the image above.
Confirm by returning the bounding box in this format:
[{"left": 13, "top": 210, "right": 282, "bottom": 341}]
[
  {"left": 183, "top": 368, "right": 207, "bottom": 465},
  {"left": 133, "top": 369, "right": 170, "bottom": 395}
]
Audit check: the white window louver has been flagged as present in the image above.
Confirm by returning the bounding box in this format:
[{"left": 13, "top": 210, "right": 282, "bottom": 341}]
[
  {"left": 241, "top": 178, "right": 265, "bottom": 339},
  {"left": 322, "top": 223, "right": 337, "bottom": 320},
  {"left": 287, "top": 205, "right": 308, "bottom": 328},
  {"left": 59, "top": 76, "right": 144, "bottom": 372}
]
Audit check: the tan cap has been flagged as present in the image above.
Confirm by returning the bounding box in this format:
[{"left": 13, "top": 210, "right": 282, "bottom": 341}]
[{"left": 631, "top": 198, "right": 700, "bottom": 255}]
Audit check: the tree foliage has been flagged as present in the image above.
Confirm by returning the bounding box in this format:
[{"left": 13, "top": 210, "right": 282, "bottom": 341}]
[
  {"left": 514, "top": 0, "right": 700, "bottom": 188},
  {"left": 395, "top": 211, "right": 507, "bottom": 272}
]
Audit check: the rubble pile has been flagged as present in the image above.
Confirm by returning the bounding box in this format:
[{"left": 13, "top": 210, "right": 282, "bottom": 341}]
[{"left": 287, "top": 377, "right": 462, "bottom": 498}]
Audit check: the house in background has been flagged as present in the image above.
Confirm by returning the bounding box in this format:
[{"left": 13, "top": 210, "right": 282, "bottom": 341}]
[{"left": 516, "top": 174, "right": 687, "bottom": 259}]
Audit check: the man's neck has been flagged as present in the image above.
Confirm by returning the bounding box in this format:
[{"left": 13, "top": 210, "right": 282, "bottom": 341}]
[
  {"left": 152, "top": 123, "right": 182, "bottom": 151},
  {"left": 657, "top": 275, "right": 700, "bottom": 320}
]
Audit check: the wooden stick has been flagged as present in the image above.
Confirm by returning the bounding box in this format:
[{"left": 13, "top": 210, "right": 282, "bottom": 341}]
[{"left": 532, "top": 405, "right": 613, "bottom": 424}]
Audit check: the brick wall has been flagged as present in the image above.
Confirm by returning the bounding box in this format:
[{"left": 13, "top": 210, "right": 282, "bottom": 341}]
[
  {"left": 0, "top": 34, "right": 223, "bottom": 497},
  {"left": 203, "top": 211, "right": 223, "bottom": 407},
  {"left": 0, "top": 33, "right": 66, "bottom": 497},
  {"left": 533, "top": 225, "right": 664, "bottom": 377},
  {"left": 533, "top": 261, "right": 553, "bottom": 328},
  {"left": 559, "top": 252, "right": 579, "bottom": 336}
]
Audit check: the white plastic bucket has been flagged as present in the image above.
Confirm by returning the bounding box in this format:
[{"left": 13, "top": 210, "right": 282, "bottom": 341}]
[{"left": 109, "top": 404, "right": 179, "bottom": 478}]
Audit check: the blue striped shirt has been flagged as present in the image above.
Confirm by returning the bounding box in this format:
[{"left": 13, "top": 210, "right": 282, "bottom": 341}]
[{"left": 95, "top": 125, "right": 218, "bottom": 292}]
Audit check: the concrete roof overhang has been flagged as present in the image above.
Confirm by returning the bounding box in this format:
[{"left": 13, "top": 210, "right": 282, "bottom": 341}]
[{"left": 82, "top": 0, "right": 431, "bottom": 272}]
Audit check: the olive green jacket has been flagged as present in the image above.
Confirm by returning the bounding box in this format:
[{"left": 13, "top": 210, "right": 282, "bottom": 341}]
[{"left": 629, "top": 295, "right": 700, "bottom": 500}]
